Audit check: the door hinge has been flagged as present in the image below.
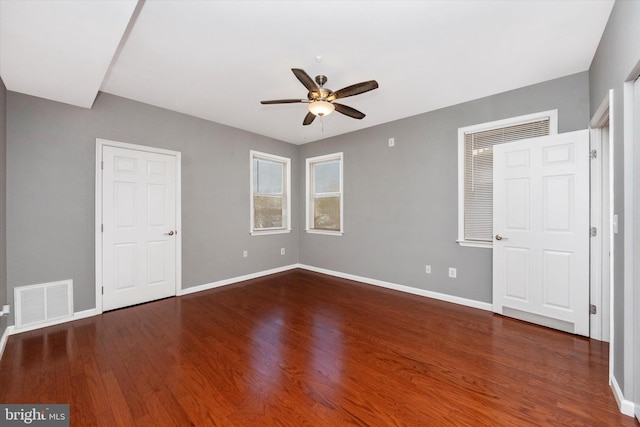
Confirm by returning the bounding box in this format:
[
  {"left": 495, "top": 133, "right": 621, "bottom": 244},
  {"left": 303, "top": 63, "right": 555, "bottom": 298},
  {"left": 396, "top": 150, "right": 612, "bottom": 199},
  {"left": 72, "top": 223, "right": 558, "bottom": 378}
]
[
  {"left": 101, "top": 286, "right": 104, "bottom": 295},
  {"left": 101, "top": 161, "right": 104, "bottom": 170},
  {"left": 590, "top": 304, "right": 597, "bottom": 314},
  {"left": 101, "top": 224, "right": 103, "bottom": 233},
  {"left": 590, "top": 149, "right": 598, "bottom": 160},
  {"left": 590, "top": 227, "right": 597, "bottom": 237}
]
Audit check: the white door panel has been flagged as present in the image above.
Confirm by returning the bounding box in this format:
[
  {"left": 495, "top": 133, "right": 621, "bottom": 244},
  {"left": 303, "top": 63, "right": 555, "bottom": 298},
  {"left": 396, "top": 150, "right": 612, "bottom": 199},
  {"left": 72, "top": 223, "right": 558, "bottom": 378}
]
[
  {"left": 102, "top": 145, "right": 177, "bottom": 311},
  {"left": 493, "top": 130, "right": 590, "bottom": 336},
  {"left": 504, "top": 247, "right": 530, "bottom": 301}
]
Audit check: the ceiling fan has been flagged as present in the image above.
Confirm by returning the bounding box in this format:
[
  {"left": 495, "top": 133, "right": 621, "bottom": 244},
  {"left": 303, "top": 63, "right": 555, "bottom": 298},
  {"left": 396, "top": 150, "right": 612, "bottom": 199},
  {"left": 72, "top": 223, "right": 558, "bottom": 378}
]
[{"left": 260, "top": 68, "right": 379, "bottom": 126}]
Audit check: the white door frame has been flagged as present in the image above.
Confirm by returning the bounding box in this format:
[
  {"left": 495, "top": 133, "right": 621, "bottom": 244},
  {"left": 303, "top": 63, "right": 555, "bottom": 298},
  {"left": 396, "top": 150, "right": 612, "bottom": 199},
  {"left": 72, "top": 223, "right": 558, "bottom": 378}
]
[
  {"left": 624, "top": 62, "right": 640, "bottom": 421},
  {"left": 589, "top": 90, "right": 614, "bottom": 345},
  {"left": 95, "top": 138, "right": 182, "bottom": 314}
]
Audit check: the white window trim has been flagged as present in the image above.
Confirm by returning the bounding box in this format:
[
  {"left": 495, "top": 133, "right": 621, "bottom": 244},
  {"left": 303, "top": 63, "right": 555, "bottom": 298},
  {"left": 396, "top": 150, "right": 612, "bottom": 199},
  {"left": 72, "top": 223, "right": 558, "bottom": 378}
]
[
  {"left": 457, "top": 110, "right": 558, "bottom": 248},
  {"left": 250, "top": 150, "right": 291, "bottom": 236},
  {"left": 306, "top": 152, "right": 344, "bottom": 236}
]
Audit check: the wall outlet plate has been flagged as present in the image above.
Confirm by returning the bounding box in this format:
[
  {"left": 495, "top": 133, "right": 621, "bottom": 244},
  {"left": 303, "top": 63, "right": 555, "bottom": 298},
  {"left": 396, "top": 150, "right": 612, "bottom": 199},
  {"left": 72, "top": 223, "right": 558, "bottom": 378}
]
[
  {"left": 448, "top": 267, "right": 457, "bottom": 278},
  {"left": 425, "top": 265, "right": 431, "bottom": 274}
]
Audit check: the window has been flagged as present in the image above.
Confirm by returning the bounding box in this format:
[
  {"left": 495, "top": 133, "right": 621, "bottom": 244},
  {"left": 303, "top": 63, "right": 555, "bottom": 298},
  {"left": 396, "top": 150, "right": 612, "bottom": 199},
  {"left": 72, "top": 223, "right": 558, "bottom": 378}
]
[
  {"left": 306, "top": 153, "right": 343, "bottom": 235},
  {"left": 457, "top": 110, "right": 557, "bottom": 247},
  {"left": 250, "top": 151, "right": 290, "bottom": 235}
]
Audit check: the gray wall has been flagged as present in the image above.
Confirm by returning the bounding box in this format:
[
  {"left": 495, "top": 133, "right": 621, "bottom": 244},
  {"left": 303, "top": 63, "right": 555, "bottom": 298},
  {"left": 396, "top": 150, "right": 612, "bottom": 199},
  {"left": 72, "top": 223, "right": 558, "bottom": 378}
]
[
  {"left": 589, "top": 0, "right": 640, "bottom": 399},
  {"left": 0, "top": 71, "right": 596, "bottom": 326},
  {"left": 299, "top": 72, "right": 590, "bottom": 303},
  {"left": 0, "top": 77, "right": 6, "bottom": 337},
  {"left": 6, "top": 92, "right": 299, "bottom": 324}
]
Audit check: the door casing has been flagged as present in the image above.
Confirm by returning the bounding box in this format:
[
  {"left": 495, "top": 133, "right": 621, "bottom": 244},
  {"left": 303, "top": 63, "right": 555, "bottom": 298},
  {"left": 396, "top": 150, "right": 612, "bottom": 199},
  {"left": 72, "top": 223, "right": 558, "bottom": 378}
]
[{"left": 589, "top": 91, "right": 614, "bottom": 344}]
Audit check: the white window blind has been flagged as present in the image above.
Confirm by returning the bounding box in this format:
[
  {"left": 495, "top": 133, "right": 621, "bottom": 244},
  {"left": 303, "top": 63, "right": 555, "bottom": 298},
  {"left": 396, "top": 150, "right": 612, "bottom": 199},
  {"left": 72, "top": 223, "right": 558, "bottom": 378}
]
[{"left": 463, "top": 117, "right": 551, "bottom": 243}]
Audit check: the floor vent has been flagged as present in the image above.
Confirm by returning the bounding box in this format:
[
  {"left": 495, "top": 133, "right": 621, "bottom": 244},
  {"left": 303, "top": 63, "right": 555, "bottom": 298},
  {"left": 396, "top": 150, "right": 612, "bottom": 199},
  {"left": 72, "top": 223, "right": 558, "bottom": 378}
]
[{"left": 14, "top": 280, "right": 73, "bottom": 329}]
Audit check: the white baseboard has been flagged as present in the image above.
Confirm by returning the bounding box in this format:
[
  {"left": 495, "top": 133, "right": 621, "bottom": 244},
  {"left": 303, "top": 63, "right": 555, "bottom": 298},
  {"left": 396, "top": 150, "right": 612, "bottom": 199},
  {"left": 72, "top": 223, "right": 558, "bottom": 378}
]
[
  {"left": 180, "top": 263, "right": 492, "bottom": 312},
  {"left": 177, "top": 264, "right": 299, "bottom": 296},
  {"left": 73, "top": 308, "right": 99, "bottom": 320},
  {"left": 298, "top": 264, "right": 493, "bottom": 312},
  {"left": 610, "top": 374, "right": 636, "bottom": 417},
  {"left": 9, "top": 308, "right": 100, "bottom": 335}
]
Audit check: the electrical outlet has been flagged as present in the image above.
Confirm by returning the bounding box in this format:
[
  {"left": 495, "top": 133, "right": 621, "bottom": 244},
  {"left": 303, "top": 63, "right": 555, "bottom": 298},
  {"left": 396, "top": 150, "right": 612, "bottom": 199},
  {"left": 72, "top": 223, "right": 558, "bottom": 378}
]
[
  {"left": 448, "top": 267, "right": 457, "bottom": 278},
  {"left": 243, "top": 250, "right": 248, "bottom": 258},
  {"left": 425, "top": 265, "right": 431, "bottom": 274},
  {"left": 1, "top": 305, "right": 9, "bottom": 316},
  {"left": 388, "top": 137, "right": 395, "bottom": 147},
  {"left": 281, "top": 248, "right": 285, "bottom": 255}
]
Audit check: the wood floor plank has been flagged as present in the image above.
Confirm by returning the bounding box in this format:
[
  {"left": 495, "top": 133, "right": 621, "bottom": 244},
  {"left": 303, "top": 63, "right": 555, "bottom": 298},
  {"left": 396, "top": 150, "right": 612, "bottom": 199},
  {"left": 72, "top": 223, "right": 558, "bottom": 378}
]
[{"left": 0, "top": 269, "right": 637, "bottom": 426}]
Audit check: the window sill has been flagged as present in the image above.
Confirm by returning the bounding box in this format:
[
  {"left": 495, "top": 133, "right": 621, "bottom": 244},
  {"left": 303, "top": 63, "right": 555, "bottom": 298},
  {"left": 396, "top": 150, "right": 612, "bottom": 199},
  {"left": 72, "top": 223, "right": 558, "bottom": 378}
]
[
  {"left": 457, "top": 240, "right": 492, "bottom": 249},
  {"left": 306, "top": 229, "right": 343, "bottom": 236},
  {"left": 251, "top": 229, "right": 291, "bottom": 236}
]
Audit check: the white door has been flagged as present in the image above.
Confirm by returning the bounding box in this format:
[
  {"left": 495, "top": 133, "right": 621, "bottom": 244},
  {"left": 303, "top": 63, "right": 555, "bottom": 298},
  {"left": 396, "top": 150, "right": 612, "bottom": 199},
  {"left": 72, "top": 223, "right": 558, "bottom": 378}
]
[
  {"left": 102, "top": 145, "right": 178, "bottom": 311},
  {"left": 493, "top": 130, "right": 590, "bottom": 336}
]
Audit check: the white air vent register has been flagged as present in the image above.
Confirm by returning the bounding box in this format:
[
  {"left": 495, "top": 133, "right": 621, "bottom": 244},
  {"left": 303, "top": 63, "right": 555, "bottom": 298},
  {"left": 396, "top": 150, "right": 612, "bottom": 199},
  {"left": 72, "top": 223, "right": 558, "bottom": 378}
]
[{"left": 14, "top": 280, "right": 73, "bottom": 329}]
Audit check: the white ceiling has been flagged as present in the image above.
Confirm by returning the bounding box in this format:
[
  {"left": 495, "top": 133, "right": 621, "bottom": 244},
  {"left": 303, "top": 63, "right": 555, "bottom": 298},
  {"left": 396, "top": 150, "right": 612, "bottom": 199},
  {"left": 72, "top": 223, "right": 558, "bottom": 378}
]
[{"left": 0, "top": 0, "right": 614, "bottom": 144}]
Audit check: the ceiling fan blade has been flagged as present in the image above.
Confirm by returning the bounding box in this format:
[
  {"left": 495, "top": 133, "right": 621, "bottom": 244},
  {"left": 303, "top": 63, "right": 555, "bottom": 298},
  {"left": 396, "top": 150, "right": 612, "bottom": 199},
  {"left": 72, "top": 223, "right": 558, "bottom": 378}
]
[
  {"left": 292, "top": 68, "right": 320, "bottom": 95},
  {"left": 303, "top": 111, "right": 316, "bottom": 125},
  {"left": 329, "top": 80, "right": 379, "bottom": 101},
  {"left": 260, "top": 99, "right": 305, "bottom": 104},
  {"left": 333, "top": 103, "right": 366, "bottom": 120}
]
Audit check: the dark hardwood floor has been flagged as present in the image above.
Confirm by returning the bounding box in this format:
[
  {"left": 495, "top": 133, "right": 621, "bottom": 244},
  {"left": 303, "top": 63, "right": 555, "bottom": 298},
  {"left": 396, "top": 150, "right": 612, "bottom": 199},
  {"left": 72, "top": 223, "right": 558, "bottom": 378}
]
[{"left": 0, "top": 269, "right": 637, "bottom": 426}]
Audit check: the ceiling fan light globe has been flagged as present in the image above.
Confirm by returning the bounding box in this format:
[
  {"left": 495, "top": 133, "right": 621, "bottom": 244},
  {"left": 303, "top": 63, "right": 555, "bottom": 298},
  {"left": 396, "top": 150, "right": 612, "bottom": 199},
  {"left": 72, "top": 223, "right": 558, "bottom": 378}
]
[{"left": 308, "top": 100, "right": 335, "bottom": 117}]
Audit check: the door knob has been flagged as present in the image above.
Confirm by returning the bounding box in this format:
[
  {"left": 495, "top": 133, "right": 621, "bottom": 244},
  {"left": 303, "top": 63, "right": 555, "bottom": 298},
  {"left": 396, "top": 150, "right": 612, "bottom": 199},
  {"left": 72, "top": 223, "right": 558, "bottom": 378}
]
[
  {"left": 165, "top": 230, "right": 175, "bottom": 236},
  {"left": 495, "top": 234, "right": 503, "bottom": 240}
]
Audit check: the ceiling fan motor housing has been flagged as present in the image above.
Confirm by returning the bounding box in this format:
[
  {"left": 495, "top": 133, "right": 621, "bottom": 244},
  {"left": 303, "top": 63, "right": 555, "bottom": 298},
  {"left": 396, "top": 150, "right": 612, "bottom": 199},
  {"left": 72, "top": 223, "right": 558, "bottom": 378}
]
[{"left": 310, "top": 88, "right": 331, "bottom": 101}]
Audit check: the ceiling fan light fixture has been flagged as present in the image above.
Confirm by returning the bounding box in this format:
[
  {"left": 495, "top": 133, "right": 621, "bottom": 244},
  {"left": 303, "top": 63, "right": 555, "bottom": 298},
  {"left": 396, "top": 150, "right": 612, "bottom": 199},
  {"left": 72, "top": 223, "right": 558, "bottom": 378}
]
[{"left": 308, "top": 100, "right": 335, "bottom": 117}]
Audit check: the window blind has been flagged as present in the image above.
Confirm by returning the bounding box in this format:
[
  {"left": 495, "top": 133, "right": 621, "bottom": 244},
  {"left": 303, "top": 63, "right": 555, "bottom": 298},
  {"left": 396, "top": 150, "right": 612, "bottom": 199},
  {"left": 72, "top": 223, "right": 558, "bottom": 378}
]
[{"left": 463, "top": 117, "right": 550, "bottom": 242}]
